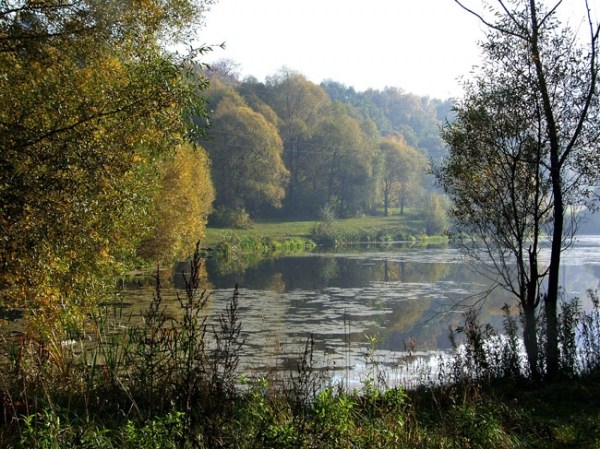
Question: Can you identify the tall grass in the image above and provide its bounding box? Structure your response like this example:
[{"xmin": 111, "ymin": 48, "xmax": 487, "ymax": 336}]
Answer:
[
  {"xmin": 1, "ymin": 251, "xmax": 600, "ymax": 447},
  {"xmin": 445, "ymin": 291, "xmax": 600, "ymax": 383}
]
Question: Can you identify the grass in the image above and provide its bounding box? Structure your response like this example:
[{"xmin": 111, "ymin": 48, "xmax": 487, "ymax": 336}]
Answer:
[
  {"xmin": 205, "ymin": 218, "xmax": 315, "ymax": 243},
  {"xmin": 5, "ymin": 246, "xmax": 600, "ymax": 448},
  {"xmin": 205, "ymin": 209, "xmax": 439, "ymax": 248},
  {"xmin": 404, "ymin": 373, "xmax": 600, "ymax": 449}
]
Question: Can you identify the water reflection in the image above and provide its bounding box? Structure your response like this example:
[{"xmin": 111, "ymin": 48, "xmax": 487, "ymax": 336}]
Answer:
[{"xmin": 121, "ymin": 237, "xmax": 600, "ymax": 386}]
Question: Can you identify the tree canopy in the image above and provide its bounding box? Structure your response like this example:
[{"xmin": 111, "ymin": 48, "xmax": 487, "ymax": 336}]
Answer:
[
  {"xmin": 204, "ymin": 88, "xmax": 289, "ymax": 215},
  {"xmin": 0, "ymin": 1, "xmax": 215, "ymax": 320},
  {"xmin": 202, "ymin": 68, "xmax": 442, "ymax": 221},
  {"xmin": 437, "ymin": 0, "xmax": 600, "ymax": 379}
]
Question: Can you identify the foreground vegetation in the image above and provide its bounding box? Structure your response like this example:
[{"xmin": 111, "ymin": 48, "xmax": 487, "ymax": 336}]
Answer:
[{"xmin": 2, "ymin": 249, "xmax": 599, "ymax": 448}]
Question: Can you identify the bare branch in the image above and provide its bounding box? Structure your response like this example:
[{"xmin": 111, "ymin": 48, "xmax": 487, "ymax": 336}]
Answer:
[
  {"xmin": 453, "ymin": 0, "xmax": 528, "ymax": 39},
  {"xmin": 562, "ymin": 0, "xmax": 600, "ymax": 165}
]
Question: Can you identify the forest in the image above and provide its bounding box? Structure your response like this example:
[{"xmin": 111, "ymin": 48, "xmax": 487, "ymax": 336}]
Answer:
[
  {"xmin": 200, "ymin": 62, "xmax": 453, "ymax": 225},
  {"xmin": 0, "ymin": 0, "xmax": 452, "ymax": 320}
]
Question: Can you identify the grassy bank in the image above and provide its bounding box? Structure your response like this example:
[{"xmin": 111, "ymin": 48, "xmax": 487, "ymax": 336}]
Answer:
[
  {"xmin": 205, "ymin": 209, "xmax": 446, "ymax": 252},
  {"xmin": 4, "ymin": 317, "xmax": 600, "ymax": 448}
]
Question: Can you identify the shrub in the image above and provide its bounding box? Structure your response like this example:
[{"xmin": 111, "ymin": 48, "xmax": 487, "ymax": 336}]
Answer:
[{"xmin": 210, "ymin": 206, "xmax": 253, "ymax": 229}]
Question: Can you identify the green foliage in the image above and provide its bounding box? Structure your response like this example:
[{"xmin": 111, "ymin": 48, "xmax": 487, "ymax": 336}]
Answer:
[
  {"xmin": 422, "ymin": 193, "xmax": 448, "ymax": 236},
  {"xmin": 378, "ymin": 135, "xmax": 428, "ymax": 216},
  {"xmin": 210, "ymin": 206, "xmax": 254, "ymax": 229},
  {"xmin": 321, "ymin": 81, "xmax": 451, "ymax": 160},
  {"xmin": 122, "ymin": 412, "xmax": 185, "ymax": 449},
  {"xmin": 18, "ymin": 410, "xmax": 186, "ymax": 449},
  {"xmin": 2, "ymin": 279, "xmax": 600, "ymax": 448},
  {"xmin": 19, "ymin": 411, "xmax": 113, "ymax": 449},
  {"xmin": 310, "ymin": 204, "xmax": 339, "ymax": 246},
  {"xmin": 311, "ymin": 388, "xmax": 358, "ymax": 445},
  {"xmin": 303, "ymin": 105, "xmax": 378, "ymax": 217},
  {"xmin": 447, "ymin": 402, "xmax": 514, "ymax": 449}
]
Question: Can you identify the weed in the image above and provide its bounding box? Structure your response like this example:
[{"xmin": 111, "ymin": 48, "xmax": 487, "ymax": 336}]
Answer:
[{"xmin": 3, "ymin": 245, "xmax": 600, "ymax": 448}]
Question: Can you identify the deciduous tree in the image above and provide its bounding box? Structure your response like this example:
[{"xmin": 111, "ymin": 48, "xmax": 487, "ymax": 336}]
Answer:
[
  {"xmin": 306, "ymin": 105, "xmax": 377, "ymax": 217},
  {"xmin": 138, "ymin": 142, "xmax": 215, "ymax": 263},
  {"xmin": 265, "ymin": 70, "xmax": 330, "ymax": 215},
  {"xmin": 378, "ymin": 135, "xmax": 427, "ymax": 216},
  {"xmin": 204, "ymin": 91, "xmax": 289, "ymax": 216},
  {"xmin": 0, "ymin": 0, "xmax": 213, "ymax": 319},
  {"xmin": 439, "ymin": 0, "xmax": 600, "ymax": 378}
]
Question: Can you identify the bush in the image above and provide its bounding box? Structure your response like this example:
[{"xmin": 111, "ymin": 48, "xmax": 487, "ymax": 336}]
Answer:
[{"xmin": 210, "ymin": 206, "xmax": 253, "ymax": 229}]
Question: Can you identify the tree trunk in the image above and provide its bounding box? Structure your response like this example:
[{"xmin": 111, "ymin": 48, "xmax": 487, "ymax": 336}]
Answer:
[
  {"xmin": 545, "ymin": 187, "xmax": 563, "ymax": 379},
  {"xmin": 523, "ymin": 303, "xmax": 540, "ymax": 381},
  {"xmin": 529, "ymin": 0, "xmax": 562, "ymax": 380},
  {"xmin": 384, "ymin": 188, "xmax": 389, "ymax": 216}
]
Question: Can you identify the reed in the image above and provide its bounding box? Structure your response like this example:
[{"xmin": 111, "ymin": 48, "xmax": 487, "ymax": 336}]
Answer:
[{"xmin": 2, "ymin": 261, "xmax": 600, "ymax": 447}]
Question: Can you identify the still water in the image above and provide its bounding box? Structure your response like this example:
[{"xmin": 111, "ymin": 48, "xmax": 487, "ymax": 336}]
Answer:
[{"xmin": 121, "ymin": 236, "xmax": 600, "ymax": 387}]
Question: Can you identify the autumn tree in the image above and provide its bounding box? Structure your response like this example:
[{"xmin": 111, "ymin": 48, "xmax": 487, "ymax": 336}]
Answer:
[
  {"xmin": 204, "ymin": 89, "xmax": 289, "ymax": 219},
  {"xmin": 378, "ymin": 135, "xmax": 428, "ymax": 216},
  {"xmin": 138, "ymin": 142, "xmax": 215, "ymax": 263},
  {"xmin": 298, "ymin": 104, "xmax": 377, "ymax": 217},
  {"xmin": 0, "ymin": 1, "xmax": 213, "ymax": 319},
  {"xmin": 439, "ymin": 0, "xmax": 600, "ymax": 378},
  {"xmin": 264, "ymin": 69, "xmax": 331, "ymax": 215}
]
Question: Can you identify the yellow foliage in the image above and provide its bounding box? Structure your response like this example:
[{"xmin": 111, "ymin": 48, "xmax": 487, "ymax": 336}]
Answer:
[
  {"xmin": 0, "ymin": 0, "xmax": 211, "ymax": 331},
  {"xmin": 138, "ymin": 143, "xmax": 215, "ymax": 263}
]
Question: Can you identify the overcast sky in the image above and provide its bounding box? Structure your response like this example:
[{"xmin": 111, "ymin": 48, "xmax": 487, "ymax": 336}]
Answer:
[{"xmin": 197, "ymin": 0, "xmax": 599, "ymax": 99}]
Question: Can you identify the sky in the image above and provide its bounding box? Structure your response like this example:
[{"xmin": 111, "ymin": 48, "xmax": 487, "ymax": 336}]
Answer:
[{"xmin": 197, "ymin": 0, "xmax": 599, "ymax": 99}]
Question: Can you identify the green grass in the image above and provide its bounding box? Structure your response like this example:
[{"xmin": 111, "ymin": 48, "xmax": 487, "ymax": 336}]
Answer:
[
  {"xmin": 405, "ymin": 374, "xmax": 600, "ymax": 449},
  {"xmin": 205, "ymin": 218, "xmax": 316, "ymax": 244},
  {"xmin": 205, "ymin": 209, "xmax": 434, "ymax": 247}
]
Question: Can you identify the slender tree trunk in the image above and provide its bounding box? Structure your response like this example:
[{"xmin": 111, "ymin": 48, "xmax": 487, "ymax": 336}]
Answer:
[
  {"xmin": 384, "ymin": 188, "xmax": 389, "ymax": 216},
  {"xmin": 524, "ymin": 248, "xmax": 541, "ymax": 380},
  {"xmin": 523, "ymin": 304, "xmax": 540, "ymax": 380},
  {"xmin": 529, "ymin": 0, "xmax": 562, "ymax": 379},
  {"xmin": 546, "ymin": 183, "xmax": 563, "ymax": 379}
]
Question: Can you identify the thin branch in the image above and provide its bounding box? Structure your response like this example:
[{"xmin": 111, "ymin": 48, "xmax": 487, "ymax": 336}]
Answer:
[
  {"xmin": 562, "ymin": 0, "xmax": 600, "ymax": 166},
  {"xmin": 497, "ymin": 0, "xmax": 530, "ymax": 35},
  {"xmin": 538, "ymin": 0, "xmax": 563, "ymax": 28},
  {"xmin": 453, "ymin": 0, "xmax": 528, "ymax": 39}
]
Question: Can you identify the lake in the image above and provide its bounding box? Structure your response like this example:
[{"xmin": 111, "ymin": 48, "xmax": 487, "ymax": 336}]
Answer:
[{"xmin": 120, "ymin": 235, "xmax": 600, "ymax": 388}]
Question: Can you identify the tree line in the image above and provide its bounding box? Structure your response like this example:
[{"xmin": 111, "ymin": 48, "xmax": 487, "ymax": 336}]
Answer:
[
  {"xmin": 0, "ymin": 1, "xmax": 452, "ymax": 323},
  {"xmin": 200, "ymin": 64, "xmax": 452, "ymax": 223}
]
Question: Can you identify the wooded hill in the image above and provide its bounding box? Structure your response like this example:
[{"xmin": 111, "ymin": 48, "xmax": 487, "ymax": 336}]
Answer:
[{"xmin": 199, "ymin": 63, "xmax": 454, "ymax": 224}]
